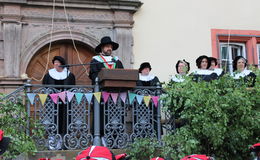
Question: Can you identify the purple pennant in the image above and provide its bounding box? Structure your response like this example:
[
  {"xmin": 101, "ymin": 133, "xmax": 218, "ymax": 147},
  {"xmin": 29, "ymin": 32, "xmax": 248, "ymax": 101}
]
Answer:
[
  {"xmin": 102, "ymin": 92, "xmax": 110, "ymax": 103},
  {"xmin": 58, "ymin": 91, "xmax": 66, "ymax": 103},
  {"xmin": 49, "ymin": 93, "xmax": 59, "ymax": 104},
  {"xmin": 111, "ymin": 93, "xmax": 118, "ymax": 104},
  {"xmin": 151, "ymin": 96, "xmax": 159, "ymax": 107},
  {"xmin": 119, "ymin": 92, "xmax": 127, "ymax": 103},
  {"xmin": 66, "ymin": 91, "xmax": 75, "ymax": 102}
]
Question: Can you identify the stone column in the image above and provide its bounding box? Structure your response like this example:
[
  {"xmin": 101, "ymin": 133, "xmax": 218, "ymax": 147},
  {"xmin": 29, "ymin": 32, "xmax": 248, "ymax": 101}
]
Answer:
[
  {"xmin": 113, "ymin": 11, "xmax": 134, "ymax": 69},
  {"xmin": 2, "ymin": 4, "xmax": 22, "ymax": 77}
]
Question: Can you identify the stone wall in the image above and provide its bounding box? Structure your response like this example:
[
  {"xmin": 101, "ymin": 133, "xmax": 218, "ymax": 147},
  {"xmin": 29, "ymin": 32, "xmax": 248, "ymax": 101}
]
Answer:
[{"xmin": 0, "ymin": 0, "xmax": 142, "ymax": 93}]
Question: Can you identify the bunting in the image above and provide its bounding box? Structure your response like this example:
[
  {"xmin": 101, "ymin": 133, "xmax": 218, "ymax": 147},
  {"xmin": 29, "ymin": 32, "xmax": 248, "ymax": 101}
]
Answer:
[
  {"xmin": 85, "ymin": 93, "xmax": 93, "ymax": 104},
  {"xmin": 128, "ymin": 93, "xmax": 136, "ymax": 104},
  {"xmin": 102, "ymin": 92, "xmax": 110, "ymax": 103},
  {"xmin": 75, "ymin": 93, "xmax": 84, "ymax": 104},
  {"xmin": 143, "ymin": 96, "xmax": 151, "ymax": 106},
  {"xmin": 136, "ymin": 95, "xmax": 144, "ymax": 105},
  {"xmin": 27, "ymin": 93, "xmax": 36, "ymax": 105},
  {"xmin": 66, "ymin": 91, "xmax": 75, "ymax": 102},
  {"xmin": 119, "ymin": 92, "xmax": 127, "ymax": 103},
  {"xmin": 25, "ymin": 91, "xmax": 160, "ymax": 108},
  {"xmin": 151, "ymin": 96, "xmax": 159, "ymax": 107},
  {"xmin": 49, "ymin": 93, "xmax": 59, "ymax": 104},
  {"xmin": 38, "ymin": 94, "xmax": 48, "ymax": 105},
  {"xmin": 93, "ymin": 92, "xmax": 101, "ymax": 103},
  {"xmin": 58, "ymin": 91, "xmax": 66, "ymax": 104},
  {"xmin": 111, "ymin": 93, "xmax": 118, "ymax": 104}
]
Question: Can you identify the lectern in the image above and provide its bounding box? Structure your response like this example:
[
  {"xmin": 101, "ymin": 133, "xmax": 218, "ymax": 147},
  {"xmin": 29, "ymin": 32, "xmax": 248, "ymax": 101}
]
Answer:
[{"xmin": 98, "ymin": 68, "xmax": 139, "ymax": 88}]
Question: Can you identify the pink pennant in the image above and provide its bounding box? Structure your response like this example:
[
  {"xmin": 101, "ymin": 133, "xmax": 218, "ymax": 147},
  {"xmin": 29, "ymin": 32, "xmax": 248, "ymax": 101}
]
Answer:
[
  {"xmin": 119, "ymin": 92, "xmax": 127, "ymax": 103},
  {"xmin": 58, "ymin": 91, "xmax": 66, "ymax": 103},
  {"xmin": 111, "ymin": 93, "xmax": 119, "ymax": 104},
  {"xmin": 151, "ymin": 96, "xmax": 159, "ymax": 107},
  {"xmin": 49, "ymin": 93, "xmax": 59, "ymax": 104},
  {"xmin": 102, "ymin": 92, "xmax": 110, "ymax": 103},
  {"xmin": 66, "ymin": 91, "xmax": 75, "ymax": 102}
]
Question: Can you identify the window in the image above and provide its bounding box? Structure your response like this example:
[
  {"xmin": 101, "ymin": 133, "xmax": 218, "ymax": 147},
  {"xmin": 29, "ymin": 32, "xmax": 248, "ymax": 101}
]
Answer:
[
  {"xmin": 211, "ymin": 29, "xmax": 260, "ymax": 73},
  {"xmin": 220, "ymin": 43, "xmax": 246, "ymax": 73}
]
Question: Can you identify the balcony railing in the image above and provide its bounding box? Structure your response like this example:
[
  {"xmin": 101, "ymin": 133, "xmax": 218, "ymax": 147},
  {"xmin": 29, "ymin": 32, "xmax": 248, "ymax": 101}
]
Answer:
[{"xmin": 0, "ymin": 80, "xmax": 174, "ymax": 150}]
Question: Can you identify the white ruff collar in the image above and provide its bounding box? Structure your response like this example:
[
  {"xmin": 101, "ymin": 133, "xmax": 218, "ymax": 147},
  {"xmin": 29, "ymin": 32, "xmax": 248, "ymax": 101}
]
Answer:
[
  {"xmin": 231, "ymin": 69, "xmax": 252, "ymax": 79},
  {"xmin": 192, "ymin": 69, "xmax": 214, "ymax": 75},
  {"xmin": 213, "ymin": 68, "xmax": 223, "ymax": 76},
  {"xmin": 48, "ymin": 68, "xmax": 70, "ymax": 80},
  {"xmin": 93, "ymin": 55, "xmax": 119, "ymax": 64},
  {"xmin": 171, "ymin": 74, "xmax": 185, "ymax": 82},
  {"xmin": 139, "ymin": 73, "xmax": 155, "ymax": 81}
]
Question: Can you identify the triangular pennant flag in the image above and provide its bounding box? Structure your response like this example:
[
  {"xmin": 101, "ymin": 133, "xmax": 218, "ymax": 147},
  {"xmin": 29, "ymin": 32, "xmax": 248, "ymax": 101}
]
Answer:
[
  {"xmin": 27, "ymin": 93, "xmax": 36, "ymax": 105},
  {"xmin": 66, "ymin": 91, "xmax": 75, "ymax": 102},
  {"xmin": 136, "ymin": 95, "xmax": 144, "ymax": 105},
  {"xmin": 85, "ymin": 93, "xmax": 93, "ymax": 104},
  {"xmin": 128, "ymin": 93, "xmax": 136, "ymax": 104},
  {"xmin": 102, "ymin": 92, "xmax": 110, "ymax": 103},
  {"xmin": 93, "ymin": 92, "xmax": 101, "ymax": 103},
  {"xmin": 58, "ymin": 91, "xmax": 66, "ymax": 103},
  {"xmin": 49, "ymin": 93, "xmax": 59, "ymax": 104},
  {"xmin": 152, "ymin": 96, "xmax": 160, "ymax": 107},
  {"xmin": 38, "ymin": 94, "xmax": 48, "ymax": 105},
  {"xmin": 75, "ymin": 93, "xmax": 84, "ymax": 104},
  {"xmin": 143, "ymin": 96, "xmax": 151, "ymax": 107},
  {"xmin": 119, "ymin": 92, "xmax": 127, "ymax": 103},
  {"xmin": 111, "ymin": 93, "xmax": 119, "ymax": 104}
]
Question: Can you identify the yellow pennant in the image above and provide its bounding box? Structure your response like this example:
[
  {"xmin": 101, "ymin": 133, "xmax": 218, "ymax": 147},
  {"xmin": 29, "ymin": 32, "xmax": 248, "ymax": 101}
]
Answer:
[
  {"xmin": 143, "ymin": 96, "xmax": 151, "ymax": 107},
  {"xmin": 38, "ymin": 94, "xmax": 48, "ymax": 105},
  {"xmin": 93, "ymin": 92, "xmax": 101, "ymax": 103}
]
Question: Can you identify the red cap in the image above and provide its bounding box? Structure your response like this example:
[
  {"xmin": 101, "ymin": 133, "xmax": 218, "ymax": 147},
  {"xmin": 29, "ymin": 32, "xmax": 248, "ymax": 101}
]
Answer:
[
  {"xmin": 250, "ymin": 143, "xmax": 260, "ymax": 152},
  {"xmin": 76, "ymin": 146, "xmax": 114, "ymax": 160},
  {"xmin": 0, "ymin": 130, "xmax": 4, "ymax": 141}
]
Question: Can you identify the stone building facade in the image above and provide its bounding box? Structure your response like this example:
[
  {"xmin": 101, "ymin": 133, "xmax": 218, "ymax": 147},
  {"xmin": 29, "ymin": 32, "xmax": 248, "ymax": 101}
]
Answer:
[{"xmin": 0, "ymin": 0, "xmax": 142, "ymax": 93}]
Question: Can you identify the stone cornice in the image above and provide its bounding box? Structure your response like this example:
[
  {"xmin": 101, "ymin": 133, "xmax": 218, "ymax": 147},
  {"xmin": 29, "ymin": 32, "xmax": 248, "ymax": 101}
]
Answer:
[{"xmin": 0, "ymin": 0, "xmax": 143, "ymax": 13}]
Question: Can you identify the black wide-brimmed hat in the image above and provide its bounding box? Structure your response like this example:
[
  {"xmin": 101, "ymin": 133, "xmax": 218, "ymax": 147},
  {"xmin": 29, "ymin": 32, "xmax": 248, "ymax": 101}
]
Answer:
[
  {"xmin": 95, "ymin": 36, "xmax": 119, "ymax": 53},
  {"xmin": 139, "ymin": 62, "xmax": 152, "ymax": 73},
  {"xmin": 52, "ymin": 56, "xmax": 66, "ymax": 66}
]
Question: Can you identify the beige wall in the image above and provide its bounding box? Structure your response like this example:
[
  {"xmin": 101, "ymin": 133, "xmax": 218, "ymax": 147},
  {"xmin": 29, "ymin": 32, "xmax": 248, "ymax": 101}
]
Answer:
[{"xmin": 133, "ymin": 0, "xmax": 260, "ymax": 82}]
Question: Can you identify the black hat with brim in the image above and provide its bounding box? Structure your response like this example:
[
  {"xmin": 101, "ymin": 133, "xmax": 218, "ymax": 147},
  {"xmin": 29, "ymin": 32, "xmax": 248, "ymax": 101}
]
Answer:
[
  {"xmin": 0, "ymin": 137, "xmax": 11, "ymax": 155},
  {"xmin": 139, "ymin": 62, "xmax": 152, "ymax": 73},
  {"xmin": 95, "ymin": 36, "xmax": 119, "ymax": 53},
  {"xmin": 52, "ymin": 56, "xmax": 66, "ymax": 66}
]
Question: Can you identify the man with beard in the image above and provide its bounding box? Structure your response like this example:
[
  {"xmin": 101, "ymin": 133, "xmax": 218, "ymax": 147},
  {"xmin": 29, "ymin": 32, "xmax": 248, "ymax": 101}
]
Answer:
[{"xmin": 89, "ymin": 36, "xmax": 124, "ymax": 84}]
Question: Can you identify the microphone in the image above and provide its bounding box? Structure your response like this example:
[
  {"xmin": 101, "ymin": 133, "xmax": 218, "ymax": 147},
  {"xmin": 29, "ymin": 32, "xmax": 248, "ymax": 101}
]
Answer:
[{"xmin": 59, "ymin": 61, "xmax": 114, "ymax": 68}]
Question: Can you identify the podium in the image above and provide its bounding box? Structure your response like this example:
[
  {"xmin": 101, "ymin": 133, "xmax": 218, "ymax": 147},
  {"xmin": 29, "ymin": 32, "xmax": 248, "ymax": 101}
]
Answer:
[{"xmin": 98, "ymin": 68, "xmax": 139, "ymax": 88}]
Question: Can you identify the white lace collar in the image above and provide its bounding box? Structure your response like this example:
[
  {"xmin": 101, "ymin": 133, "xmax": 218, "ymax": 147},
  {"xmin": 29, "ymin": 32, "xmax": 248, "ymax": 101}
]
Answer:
[
  {"xmin": 192, "ymin": 69, "xmax": 214, "ymax": 75},
  {"xmin": 171, "ymin": 74, "xmax": 185, "ymax": 83},
  {"xmin": 48, "ymin": 68, "xmax": 70, "ymax": 80},
  {"xmin": 139, "ymin": 73, "xmax": 155, "ymax": 81},
  {"xmin": 213, "ymin": 68, "xmax": 223, "ymax": 76},
  {"xmin": 231, "ymin": 69, "xmax": 252, "ymax": 79},
  {"xmin": 93, "ymin": 55, "xmax": 119, "ymax": 64}
]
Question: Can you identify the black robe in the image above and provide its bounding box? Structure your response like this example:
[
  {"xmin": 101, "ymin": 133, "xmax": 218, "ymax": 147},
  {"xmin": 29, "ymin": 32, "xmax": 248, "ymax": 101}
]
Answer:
[
  {"xmin": 232, "ymin": 70, "xmax": 256, "ymax": 87},
  {"xmin": 89, "ymin": 57, "xmax": 124, "ymax": 84},
  {"xmin": 136, "ymin": 76, "xmax": 161, "ymax": 87},
  {"xmin": 42, "ymin": 72, "xmax": 75, "ymax": 86},
  {"xmin": 191, "ymin": 69, "xmax": 218, "ymax": 82}
]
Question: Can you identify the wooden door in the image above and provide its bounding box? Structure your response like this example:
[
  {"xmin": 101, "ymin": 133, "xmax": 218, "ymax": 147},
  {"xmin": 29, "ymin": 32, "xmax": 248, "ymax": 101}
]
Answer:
[{"xmin": 26, "ymin": 41, "xmax": 94, "ymax": 85}]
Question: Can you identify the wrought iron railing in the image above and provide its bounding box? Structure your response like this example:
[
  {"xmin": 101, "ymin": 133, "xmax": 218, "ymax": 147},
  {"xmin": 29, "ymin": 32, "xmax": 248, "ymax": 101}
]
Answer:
[{"xmin": 0, "ymin": 80, "xmax": 173, "ymax": 150}]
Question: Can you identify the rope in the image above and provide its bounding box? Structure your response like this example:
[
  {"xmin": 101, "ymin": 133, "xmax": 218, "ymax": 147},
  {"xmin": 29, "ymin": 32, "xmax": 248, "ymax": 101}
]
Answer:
[
  {"xmin": 62, "ymin": 0, "xmax": 89, "ymax": 76},
  {"xmin": 31, "ymin": 0, "xmax": 56, "ymax": 81}
]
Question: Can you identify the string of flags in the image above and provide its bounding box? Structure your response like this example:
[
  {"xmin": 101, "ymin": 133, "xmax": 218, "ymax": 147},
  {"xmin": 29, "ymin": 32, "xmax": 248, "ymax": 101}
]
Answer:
[{"xmin": 26, "ymin": 91, "xmax": 160, "ymax": 107}]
